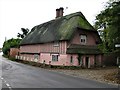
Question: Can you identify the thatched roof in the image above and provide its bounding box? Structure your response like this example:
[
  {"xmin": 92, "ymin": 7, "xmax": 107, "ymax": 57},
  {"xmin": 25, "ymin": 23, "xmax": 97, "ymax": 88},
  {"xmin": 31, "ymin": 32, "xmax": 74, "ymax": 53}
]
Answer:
[
  {"xmin": 67, "ymin": 44, "xmax": 103, "ymax": 54},
  {"xmin": 20, "ymin": 12, "xmax": 97, "ymax": 45}
]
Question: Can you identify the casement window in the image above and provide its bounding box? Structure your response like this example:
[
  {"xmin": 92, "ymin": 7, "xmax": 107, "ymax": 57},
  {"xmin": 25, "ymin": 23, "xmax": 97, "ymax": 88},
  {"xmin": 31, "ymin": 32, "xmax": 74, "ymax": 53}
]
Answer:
[
  {"xmin": 80, "ymin": 35, "xmax": 87, "ymax": 44},
  {"xmin": 52, "ymin": 55, "xmax": 58, "ymax": 61},
  {"xmin": 34, "ymin": 54, "xmax": 39, "ymax": 60},
  {"xmin": 54, "ymin": 41, "xmax": 59, "ymax": 47},
  {"xmin": 70, "ymin": 56, "xmax": 73, "ymax": 63}
]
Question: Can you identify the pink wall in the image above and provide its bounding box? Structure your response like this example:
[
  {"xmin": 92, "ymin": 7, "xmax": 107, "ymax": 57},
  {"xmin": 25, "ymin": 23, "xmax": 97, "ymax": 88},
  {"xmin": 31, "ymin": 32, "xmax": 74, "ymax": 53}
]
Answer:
[
  {"xmin": 67, "ymin": 54, "xmax": 78, "ymax": 66},
  {"xmin": 10, "ymin": 48, "xmax": 19, "ymax": 58},
  {"xmin": 20, "ymin": 41, "xmax": 67, "ymax": 54},
  {"xmin": 40, "ymin": 53, "xmax": 51, "ymax": 64},
  {"xmin": 81, "ymin": 55, "xmax": 94, "ymax": 67},
  {"xmin": 40, "ymin": 53, "xmax": 67, "ymax": 66},
  {"xmin": 19, "ymin": 53, "xmax": 78, "ymax": 66},
  {"xmin": 19, "ymin": 53, "xmax": 102, "ymax": 67},
  {"xmin": 51, "ymin": 54, "xmax": 67, "ymax": 66},
  {"xmin": 40, "ymin": 53, "xmax": 79, "ymax": 66},
  {"xmin": 70, "ymin": 30, "xmax": 97, "ymax": 45}
]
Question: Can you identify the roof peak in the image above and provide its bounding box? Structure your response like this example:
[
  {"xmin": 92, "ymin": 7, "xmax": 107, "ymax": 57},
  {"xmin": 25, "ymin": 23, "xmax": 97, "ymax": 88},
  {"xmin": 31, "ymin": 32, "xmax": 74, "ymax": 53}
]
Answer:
[
  {"xmin": 21, "ymin": 11, "xmax": 96, "ymax": 45},
  {"xmin": 34, "ymin": 11, "xmax": 85, "ymax": 28}
]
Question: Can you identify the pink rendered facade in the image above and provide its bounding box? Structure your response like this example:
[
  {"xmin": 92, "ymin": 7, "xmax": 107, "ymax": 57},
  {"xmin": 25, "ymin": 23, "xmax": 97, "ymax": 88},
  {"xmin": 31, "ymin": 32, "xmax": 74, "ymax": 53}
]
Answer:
[
  {"xmin": 70, "ymin": 30, "xmax": 97, "ymax": 45},
  {"xmin": 18, "ymin": 29, "xmax": 103, "ymax": 68},
  {"xmin": 20, "ymin": 41, "xmax": 67, "ymax": 54}
]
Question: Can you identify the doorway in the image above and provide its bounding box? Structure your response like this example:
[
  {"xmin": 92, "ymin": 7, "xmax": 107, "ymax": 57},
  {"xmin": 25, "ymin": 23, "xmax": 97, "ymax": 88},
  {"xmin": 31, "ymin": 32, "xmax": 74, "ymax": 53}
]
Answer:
[{"xmin": 85, "ymin": 57, "xmax": 89, "ymax": 68}]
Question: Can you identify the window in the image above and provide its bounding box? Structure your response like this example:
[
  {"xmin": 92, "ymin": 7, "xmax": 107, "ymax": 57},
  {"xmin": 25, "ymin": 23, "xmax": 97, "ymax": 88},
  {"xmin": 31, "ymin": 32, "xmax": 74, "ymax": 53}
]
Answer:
[
  {"xmin": 54, "ymin": 41, "xmax": 59, "ymax": 47},
  {"xmin": 34, "ymin": 54, "xmax": 39, "ymax": 59},
  {"xmin": 70, "ymin": 56, "xmax": 73, "ymax": 63},
  {"xmin": 52, "ymin": 55, "xmax": 58, "ymax": 61},
  {"xmin": 80, "ymin": 35, "xmax": 87, "ymax": 44},
  {"xmin": 34, "ymin": 54, "xmax": 39, "ymax": 62}
]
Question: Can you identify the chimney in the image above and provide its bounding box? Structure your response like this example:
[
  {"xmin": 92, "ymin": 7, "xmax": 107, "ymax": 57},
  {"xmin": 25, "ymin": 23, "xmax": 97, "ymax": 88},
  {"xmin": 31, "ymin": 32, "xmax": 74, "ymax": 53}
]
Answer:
[
  {"xmin": 56, "ymin": 7, "xmax": 64, "ymax": 18},
  {"xmin": 56, "ymin": 9, "xmax": 60, "ymax": 18},
  {"xmin": 59, "ymin": 7, "xmax": 64, "ymax": 17}
]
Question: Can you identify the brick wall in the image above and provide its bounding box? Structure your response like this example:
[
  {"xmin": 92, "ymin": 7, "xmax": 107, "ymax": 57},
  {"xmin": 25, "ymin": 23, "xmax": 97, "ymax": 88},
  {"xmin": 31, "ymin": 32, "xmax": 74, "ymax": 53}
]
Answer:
[{"xmin": 10, "ymin": 48, "xmax": 19, "ymax": 58}]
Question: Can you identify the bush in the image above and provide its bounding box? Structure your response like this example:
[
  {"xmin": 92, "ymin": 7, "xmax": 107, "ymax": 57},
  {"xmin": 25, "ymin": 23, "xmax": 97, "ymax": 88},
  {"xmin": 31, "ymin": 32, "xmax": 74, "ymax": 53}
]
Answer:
[
  {"xmin": 2, "ymin": 54, "xmax": 9, "ymax": 58},
  {"xmin": 2, "ymin": 38, "xmax": 21, "ymax": 56},
  {"xmin": 9, "ymin": 57, "xmax": 16, "ymax": 61}
]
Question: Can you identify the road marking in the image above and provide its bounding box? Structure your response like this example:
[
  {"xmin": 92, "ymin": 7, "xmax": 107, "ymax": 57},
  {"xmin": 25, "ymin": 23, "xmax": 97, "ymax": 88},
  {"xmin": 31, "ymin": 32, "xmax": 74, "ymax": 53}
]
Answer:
[
  {"xmin": 6, "ymin": 83, "xmax": 12, "ymax": 90},
  {"xmin": 0, "ymin": 76, "xmax": 12, "ymax": 90},
  {"xmin": 6, "ymin": 83, "xmax": 10, "ymax": 87}
]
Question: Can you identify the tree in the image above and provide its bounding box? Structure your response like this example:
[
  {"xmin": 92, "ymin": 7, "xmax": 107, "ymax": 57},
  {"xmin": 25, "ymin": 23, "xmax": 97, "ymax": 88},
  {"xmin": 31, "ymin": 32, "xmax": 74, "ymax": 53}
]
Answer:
[
  {"xmin": 2, "ymin": 28, "xmax": 29, "ymax": 56},
  {"xmin": 17, "ymin": 28, "xmax": 29, "ymax": 39},
  {"xmin": 94, "ymin": 0, "xmax": 120, "ymax": 52},
  {"xmin": 2, "ymin": 38, "xmax": 21, "ymax": 56}
]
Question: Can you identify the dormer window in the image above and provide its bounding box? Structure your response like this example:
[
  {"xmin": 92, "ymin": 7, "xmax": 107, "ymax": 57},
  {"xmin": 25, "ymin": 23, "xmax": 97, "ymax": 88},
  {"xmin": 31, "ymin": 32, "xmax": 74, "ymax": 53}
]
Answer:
[
  {"xmin": 80, "ymin": 35, "xmax": 87, "ymax": 44},
  {"xmin": 54, "ymin": 41, "xmax": 59, "ymax": 47}
]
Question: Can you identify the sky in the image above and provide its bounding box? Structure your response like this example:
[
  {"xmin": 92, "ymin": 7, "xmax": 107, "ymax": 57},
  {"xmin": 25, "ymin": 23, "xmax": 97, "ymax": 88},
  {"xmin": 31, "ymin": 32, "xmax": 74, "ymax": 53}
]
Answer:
[{"xmin": 0, "ymin": 0, "xmax": 109, "ymax": 47}]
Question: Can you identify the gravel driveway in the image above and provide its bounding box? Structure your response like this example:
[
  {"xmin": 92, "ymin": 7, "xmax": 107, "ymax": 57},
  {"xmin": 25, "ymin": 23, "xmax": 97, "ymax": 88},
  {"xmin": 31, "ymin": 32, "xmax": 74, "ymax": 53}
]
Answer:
[{"xmin": 48, "ymin": 67, "xmax": 119, "ymax": 85}]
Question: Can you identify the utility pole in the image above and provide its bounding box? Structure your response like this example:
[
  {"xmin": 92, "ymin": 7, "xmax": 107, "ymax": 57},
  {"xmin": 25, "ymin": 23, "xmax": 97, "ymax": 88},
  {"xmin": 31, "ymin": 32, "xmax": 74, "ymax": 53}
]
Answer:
[{"xmin": 5, "ymin": 37, "xmax": 7, "ymax": 42}]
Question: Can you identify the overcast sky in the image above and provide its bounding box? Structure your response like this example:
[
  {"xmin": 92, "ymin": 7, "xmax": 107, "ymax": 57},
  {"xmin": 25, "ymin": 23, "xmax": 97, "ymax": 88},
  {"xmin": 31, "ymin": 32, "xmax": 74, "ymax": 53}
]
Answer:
[{"xmin": 0, "ymin": 0, "xmax": 109, "ymax": 47}]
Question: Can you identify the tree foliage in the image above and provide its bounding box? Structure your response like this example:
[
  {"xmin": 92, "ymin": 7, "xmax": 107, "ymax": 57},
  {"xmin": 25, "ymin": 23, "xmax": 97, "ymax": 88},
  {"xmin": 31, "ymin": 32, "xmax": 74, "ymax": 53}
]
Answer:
[
  {"xmin": 94, "ymin": 0, "xmax": 120, "ymax": 52},
  {"xmin": 2, "ymin": 27, "xmax": 29, "ymax": 56},
  {"xmin": 17, "ymin": 28, "xmax": 29, "ymax": 39},
  {"xmin": 2, "ymin": 38, "xmax": 21, "ymax": 55}
]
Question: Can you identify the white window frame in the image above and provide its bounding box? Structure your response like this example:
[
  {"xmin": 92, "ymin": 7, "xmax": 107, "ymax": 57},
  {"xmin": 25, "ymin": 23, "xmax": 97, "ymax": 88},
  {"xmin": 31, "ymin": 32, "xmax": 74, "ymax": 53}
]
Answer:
[
  {"xmin": 52, "ymin": 55, "xmax": 58, "ymax": 61},
  {"xmin": 80, "ymin": 35, "xmax": 87, "ymax": 44}
]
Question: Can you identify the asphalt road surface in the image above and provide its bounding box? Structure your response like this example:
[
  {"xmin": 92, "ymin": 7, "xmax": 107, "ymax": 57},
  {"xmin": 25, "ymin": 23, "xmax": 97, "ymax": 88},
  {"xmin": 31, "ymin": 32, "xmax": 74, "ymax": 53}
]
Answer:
[{"xmin": 0, "ymin": 54, "xmax": 118, "ymax": 89}]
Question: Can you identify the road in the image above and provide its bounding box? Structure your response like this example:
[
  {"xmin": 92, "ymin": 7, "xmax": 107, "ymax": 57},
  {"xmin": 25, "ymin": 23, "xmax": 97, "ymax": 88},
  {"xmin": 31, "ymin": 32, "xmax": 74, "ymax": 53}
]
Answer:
[{"xmin": 0, "ymin": 54, "xmax": 118, "ymax": 89}]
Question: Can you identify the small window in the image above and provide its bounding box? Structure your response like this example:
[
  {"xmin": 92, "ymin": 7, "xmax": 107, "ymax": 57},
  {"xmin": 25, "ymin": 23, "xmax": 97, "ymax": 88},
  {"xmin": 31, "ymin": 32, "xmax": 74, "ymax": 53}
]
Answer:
[
  {"xmin": 52, "ymin": 55, "xmax": 58, "ymax": 61},
  {"xmin": 34, "ymin": 54, "xmax": 39, "ymax": 60},
  {"xmin": 54, "ymin": 41, "xmax": 59, "ymax": 47},
  {"xmin": 70, "ymin": 56, "xmax": 73, "ymax": 63},
  {"xmin": 80, "ymin": 35, "xmax": 87, "ymax": 44}
]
